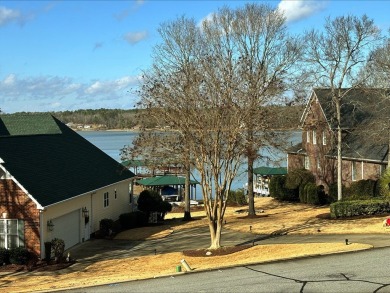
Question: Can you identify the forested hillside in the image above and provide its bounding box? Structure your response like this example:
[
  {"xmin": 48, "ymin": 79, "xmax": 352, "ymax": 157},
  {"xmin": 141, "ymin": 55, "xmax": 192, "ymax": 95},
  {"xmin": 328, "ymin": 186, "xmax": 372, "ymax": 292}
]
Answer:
[{"xmin": 45, "ymin": 105, "xmax": 303, "ymax": 130}]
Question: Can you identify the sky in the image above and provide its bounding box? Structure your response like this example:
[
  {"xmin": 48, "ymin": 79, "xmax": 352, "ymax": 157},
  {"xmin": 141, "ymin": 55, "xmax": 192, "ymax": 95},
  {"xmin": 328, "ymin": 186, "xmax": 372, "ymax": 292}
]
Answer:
[{"xmin": 0, "ymin": 0, "xmax": 389, "ymax": 114}]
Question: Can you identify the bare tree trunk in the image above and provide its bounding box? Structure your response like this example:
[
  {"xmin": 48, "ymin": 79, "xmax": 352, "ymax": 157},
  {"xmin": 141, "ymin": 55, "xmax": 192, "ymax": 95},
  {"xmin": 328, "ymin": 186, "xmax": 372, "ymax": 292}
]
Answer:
[
  {"xmin": 336, "ymin": 100, "xmax": 343, "ymax": 201},
  {"xmin": 247, "ymin": 155, "xmax": 256, "ymax": 216},
  {"xmin": 208, "ymin": 219, "xmax": 222, "ymax": 249},
  {"xmin": 183, "ymin": 163, "xmax": 192, "ymax": 221}
]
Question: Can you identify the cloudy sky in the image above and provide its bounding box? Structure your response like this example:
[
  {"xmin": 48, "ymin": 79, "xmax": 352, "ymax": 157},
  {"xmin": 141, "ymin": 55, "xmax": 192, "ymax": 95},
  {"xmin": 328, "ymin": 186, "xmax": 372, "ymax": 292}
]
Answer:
[{"xmin": 1, "ymin": 0, "xmax": 389, "ymax": 114}]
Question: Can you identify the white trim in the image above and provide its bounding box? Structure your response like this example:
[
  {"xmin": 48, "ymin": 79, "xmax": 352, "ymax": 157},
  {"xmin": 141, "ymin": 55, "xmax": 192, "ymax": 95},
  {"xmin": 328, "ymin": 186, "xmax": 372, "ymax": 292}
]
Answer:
[
  {"xmin": 361, "ymin": 162, "xmax": 364, "ymax": 180},
  {"xmin": 313, "ymin": 130, "xmax": 317, "ymax": 145}
]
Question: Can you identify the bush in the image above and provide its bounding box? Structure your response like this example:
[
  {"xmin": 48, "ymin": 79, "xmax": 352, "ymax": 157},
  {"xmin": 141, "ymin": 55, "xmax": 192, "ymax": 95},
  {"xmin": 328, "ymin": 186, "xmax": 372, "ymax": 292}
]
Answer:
[
  {"xmin": 330, "ymin": 199, "xmax": 390, "ymax": 218},
  {"xmin": 9, "ymin": 247, "xmax": 29, "ymax": 265},
  {"xmin": 99, "ymin": 218, "xmax": 114, "ymax": 236},
  {"xmin": 379, "ymin": 168, "xmax": 390, "ymax": 197},
  {"xmin": 137, "ymin": 189, "xmax": 172, "ymax": 221},
  {"xmin": 306, "ymin": 183, "xmax": 326, "ymax": 205},
  {"xmin": 119, "ymin": 211, "xmax": 149, "ymax": 229},
  {"xmin": 227, "ymin": 189, "xmax": 247, "ymax": 206},
  {"xmin": 285, "ymin": 169, "xmax": 315, "ymax": 202},
  {"xmin": 269, "ymin": 175, "xmax": 298, "ymax": 202},
  {"xmin": 0, "ymin": 248, "xmax": 10, "ymax": 265},
  {"xmin": 345, "ymin": 179, "xmax": 378, "ymax": 200},
  {"xmin": 51, "ymin": 238, "xmax": 65, "ymax": 262}
]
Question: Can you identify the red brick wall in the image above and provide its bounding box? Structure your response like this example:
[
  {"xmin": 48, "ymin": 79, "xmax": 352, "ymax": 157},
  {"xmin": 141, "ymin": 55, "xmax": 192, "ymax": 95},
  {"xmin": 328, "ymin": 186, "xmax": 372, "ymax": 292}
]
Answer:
[{"xmin": 0, "ymin": 179, "xmax": 41, "ymax": 256}]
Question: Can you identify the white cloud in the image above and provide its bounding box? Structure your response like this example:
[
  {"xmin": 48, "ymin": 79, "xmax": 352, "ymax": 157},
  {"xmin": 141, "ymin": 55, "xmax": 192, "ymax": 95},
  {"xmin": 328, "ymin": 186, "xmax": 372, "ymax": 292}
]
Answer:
[
  {"xmin": 197, "ymin": 12, "xmax": 215, "ymax": 28},
  {"xmin": 0, "ymin": 6, "xmax": 21, "ymax": 26},
  {"xmin": 123, "ymin": 31, "xmax": 148, "ymax": 45},
  {"xmin": 277, "ymin": 0, "xmax": 328, "ymax": 23},
  {"xmin": 0, "ymin": 74, "xmax": 140, "ymax": 113}
]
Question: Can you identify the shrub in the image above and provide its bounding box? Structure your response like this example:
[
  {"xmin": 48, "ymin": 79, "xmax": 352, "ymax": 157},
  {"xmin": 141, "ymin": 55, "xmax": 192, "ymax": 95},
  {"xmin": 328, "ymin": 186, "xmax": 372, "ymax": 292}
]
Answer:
[
  {"xmin": 44, "ymin": 241, "xmax": 52, "ymax": 261},
  {"xmin": 51, "ymin": 238, "xmax": 65, "ymax": 262},
  {"xmin": 99, "ymin": 218, "xmax": 114, "ymax": 236},
  {"xmin": 119, "ymin": 211, "xmax": 149, "ymax": 229},
  {"xmin": 0, "ymin": 248, "xmax": 10, "ymax": 265},
  {"xmin": 345, "ymin": 179, "xmax": 378, "ymax": 200},
  {"xmin": 137, "ymin": 190, "xmax": 163, "ymax": 214},
  {"xmin": 269, "ymin": 175, "xmax": 298, "ymax": 202},
  {"xmin": 285, "ymin": 169, "xmax": 315, "ymax": 190},
  {"xmin": 227, "ymin": 189, "xmax": 247, "ymax": 206},
  {"xmin": 379, "ymin": 168, "xmax": 390, "ymax": 197},
  {"xmin": 9, "ymin": 247, "xmax": 29, "ymax": 265},
  {"xmin": 330, "ymin": 199, "xmax": 390, "ymax": 218},
  {"xmin": 138, "ymin": 189, "xmax": 172, "ymax": 221}
]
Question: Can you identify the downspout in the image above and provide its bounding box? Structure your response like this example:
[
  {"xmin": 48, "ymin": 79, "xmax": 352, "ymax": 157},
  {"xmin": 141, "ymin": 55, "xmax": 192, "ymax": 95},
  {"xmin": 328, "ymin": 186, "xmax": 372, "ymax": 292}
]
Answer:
[{"xmin": 39, "ymin": 210, "xmax": 44, "ymax": 259}]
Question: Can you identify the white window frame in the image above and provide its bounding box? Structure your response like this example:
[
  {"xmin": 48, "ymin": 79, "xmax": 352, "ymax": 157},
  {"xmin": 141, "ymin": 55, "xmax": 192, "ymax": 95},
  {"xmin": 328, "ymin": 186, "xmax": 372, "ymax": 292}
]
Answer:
[
  {"xmin": 104, "ymin": 192, "xmax": 109, "ymax": 207},
  {"xmin": 0, "ymin": 219, "xmax": 25, "ymax": 249},
  {"xmin": 322, "ymin": 131, "xmax": 327, "ymax": 145},
  {"xmin": 306, "ymin": 130, "xmax": 310, "ymax": 143},
  {"xmin": 352, "ymin": 161, "xmax": 357, "ymax": 181},
  {"xmin": 312, "ymin": 130, "xmax": 317, "ymax": 145},
  {"xmin": 304, "ymin": 156, "xmax": 310, "ymax": 169}
]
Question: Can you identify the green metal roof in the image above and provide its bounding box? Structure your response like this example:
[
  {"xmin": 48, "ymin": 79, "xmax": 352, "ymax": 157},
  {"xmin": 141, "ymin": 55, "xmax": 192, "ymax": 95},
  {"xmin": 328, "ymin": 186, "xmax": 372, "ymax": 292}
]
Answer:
[
  {"xmin": 253, "ymin": 166, "xmax": 287, "ymax": 176},
  {"xmin": 0, "ymin": 113, "xmax": 135, "ymax": 207},
  {"xmin": 136, "ymin": 175, "xmax": 198, "ymax": 186},
  {"xmin": 122, "ymin": 159, "xmax": 146, "ymax": 167},
  {"xmin": 0, "ymin": 113, "xmax": 62, "ymax": 136}
]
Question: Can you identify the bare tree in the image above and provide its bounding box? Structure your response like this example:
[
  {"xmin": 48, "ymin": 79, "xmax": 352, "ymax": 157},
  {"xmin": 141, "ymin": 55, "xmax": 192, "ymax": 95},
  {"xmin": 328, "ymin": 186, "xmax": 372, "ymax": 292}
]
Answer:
[
  {"xmin": 139, "ymin": 10, "xmax": 248, "ymax": 249},
  {"xmin": 231, "ymin": 3, "xmax": 303, "ymax": 215},
  {"xmin": 304, "ymin": 15, "xmax": 381, "ymax": 200}
]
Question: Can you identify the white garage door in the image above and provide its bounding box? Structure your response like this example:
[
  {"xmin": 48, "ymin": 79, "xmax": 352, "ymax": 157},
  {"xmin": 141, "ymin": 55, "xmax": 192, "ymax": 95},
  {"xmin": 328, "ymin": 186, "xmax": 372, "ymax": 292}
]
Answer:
[{"xmin": 52, "ymin": 209, "xmax": 80, "ymax": 250}]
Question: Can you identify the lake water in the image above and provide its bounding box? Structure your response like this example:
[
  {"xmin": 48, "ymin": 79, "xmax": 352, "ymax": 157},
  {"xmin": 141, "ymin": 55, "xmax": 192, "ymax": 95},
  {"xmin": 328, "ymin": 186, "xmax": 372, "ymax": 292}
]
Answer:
[{"xmin": 79, "ymin": 130, "xmax": 301, "ymax": 197}]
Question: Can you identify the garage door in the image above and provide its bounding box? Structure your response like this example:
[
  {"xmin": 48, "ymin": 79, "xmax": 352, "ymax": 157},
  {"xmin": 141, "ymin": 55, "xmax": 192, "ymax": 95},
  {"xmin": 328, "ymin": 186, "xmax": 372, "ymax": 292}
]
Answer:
[{"xmin": 52, "ymin": 209, "xmax": 80, "ymax": 250}]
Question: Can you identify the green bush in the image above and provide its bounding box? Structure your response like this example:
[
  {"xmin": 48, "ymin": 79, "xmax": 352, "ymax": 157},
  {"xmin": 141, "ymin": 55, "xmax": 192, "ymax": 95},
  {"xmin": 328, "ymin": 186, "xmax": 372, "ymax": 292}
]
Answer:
[
  {"xmin": 51, "ymin": 238, "xmax": 65, "ymax": 262},
  {"xmin": 9, "ymin": 247, "xmax": 29, "ymax": 265},
  {"xmin": 330, "ymin": 199, "xmax": 390, "ymax": 218},
  {"xmin": 227, "ymin": 189, "xmax": 247, "ymax": 206},
  {"xmin": 345, "ymin": 179, "xmax": 378, "ymax": 200},
  {"xmin": 119, "ymin": 211, "xmax": 149, "ymax": 229},
  {"xmin": 0, "ymin": 248, "xmax": 10, "ymax": 265},
  {"xmin": 269, "ymin": 175, "xmax": 298, "ymax": 202},
  {"xmin": 304, "ymin": 183, "xmax": 317, "ymax": 204},
  {"xmin": 137, "ymin": 189, "xmax": 172, "ymax": 221},
  {"xmin": 99, "ymin": 218, "xmax": 114, "ymax": 236},
  {"xmin": 379, "ymin": 167, "xmax": 390, "ymax": 197}
]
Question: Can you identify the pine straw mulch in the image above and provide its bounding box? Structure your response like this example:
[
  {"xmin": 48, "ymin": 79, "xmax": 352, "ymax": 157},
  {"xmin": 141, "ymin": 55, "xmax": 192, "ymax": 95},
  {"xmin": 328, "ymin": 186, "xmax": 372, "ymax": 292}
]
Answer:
[
  {"xmin": 0, "ymin": 259, "xmax": 76, "ymax": 273},
  {"xmin": 183, "ymin": 244, "xmax": 252, "ymax": 257}
]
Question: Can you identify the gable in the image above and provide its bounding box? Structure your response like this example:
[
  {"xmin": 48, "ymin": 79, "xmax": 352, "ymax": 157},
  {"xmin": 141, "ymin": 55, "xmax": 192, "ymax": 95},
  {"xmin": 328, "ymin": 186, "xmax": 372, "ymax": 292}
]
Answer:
[{"xmin": 0, "ymin": 113, "xmax": 135, "ymax": 207}]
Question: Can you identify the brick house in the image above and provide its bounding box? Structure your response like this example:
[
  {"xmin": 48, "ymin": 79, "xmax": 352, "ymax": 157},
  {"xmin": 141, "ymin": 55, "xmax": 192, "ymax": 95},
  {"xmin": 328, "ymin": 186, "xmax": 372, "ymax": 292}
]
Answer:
[
  {"xmin": 287, "ymin": 88, "xmax": 389, "ymax": 190},
  {"xmin": 0, "ymin": 113, "xmax": 135, "ymax": 258}
]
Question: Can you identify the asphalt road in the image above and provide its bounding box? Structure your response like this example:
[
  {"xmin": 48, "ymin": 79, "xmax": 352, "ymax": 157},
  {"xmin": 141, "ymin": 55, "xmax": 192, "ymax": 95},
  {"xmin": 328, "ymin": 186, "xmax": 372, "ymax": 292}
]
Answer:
[{"xmin": 60, "ymin": 246, "xmax": 390, "ymax": 293}]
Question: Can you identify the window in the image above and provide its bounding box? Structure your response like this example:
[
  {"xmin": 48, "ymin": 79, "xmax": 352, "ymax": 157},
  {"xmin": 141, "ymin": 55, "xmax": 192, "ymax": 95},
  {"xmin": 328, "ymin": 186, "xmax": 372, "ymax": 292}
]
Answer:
[
  {"xmin": 312, "ymin": 130, "xmax": 317, "ymax": 145},
  {"xmin": 306, "ymin": 130, "xmax": 310, "ymax": 143},
  {"xmin": 104, "ymin": 192, "xmax": 109, "ymax": 207},
  {"xmin": 114, "ymin": 189, "xmax": 117, "ymax": 199},
  {"xmin": 0, "ymin": 219, "xmax": 24, "ymax": 249},
  {"xmin": 352, "ymin": 161, "xmax": 357, "ymax": 181},
  {"xmin": 322, "ymin": 131, "xmax": 327, "ymax": 145},
  {"xmin": 304, "ymin": 156, "xmax": 310, "ymax": 169}
]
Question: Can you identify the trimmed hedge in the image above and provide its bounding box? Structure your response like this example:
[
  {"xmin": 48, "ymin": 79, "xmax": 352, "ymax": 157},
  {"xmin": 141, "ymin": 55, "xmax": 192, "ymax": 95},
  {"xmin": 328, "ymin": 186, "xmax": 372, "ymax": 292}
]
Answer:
[
  {"xmin": 269, "ymin": 175, "xmax": 298, "ymax": 202},
  {"xmin": 344, "ymin": 179, "xmax": 379, "ymax": 200},
  {"xmin": 330, "ymin": 199, "xmax": 390, "ymax": 218},
  {"xmin": 119, "ymin": 211, "xmax": 149, "ymax": 229}
]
